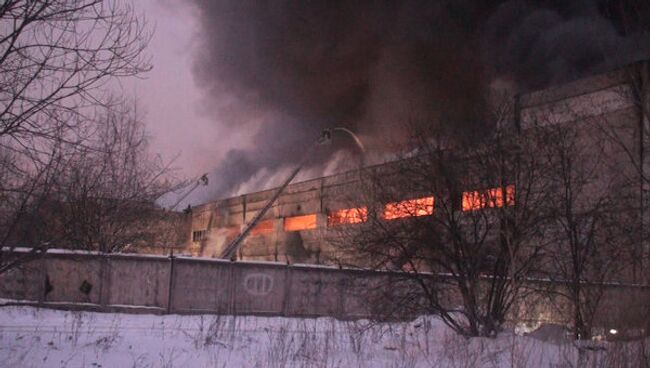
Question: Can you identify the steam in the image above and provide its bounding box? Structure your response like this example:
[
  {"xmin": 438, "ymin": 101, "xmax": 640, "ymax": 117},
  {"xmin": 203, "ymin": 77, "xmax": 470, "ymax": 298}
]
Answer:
[
  {"xmin": 233, "ymin": 149, "xmax": 356, "ymax": 196},
  {"xmin": 184, "ymin": 0, "xmax": 650, "ymax": 205}
]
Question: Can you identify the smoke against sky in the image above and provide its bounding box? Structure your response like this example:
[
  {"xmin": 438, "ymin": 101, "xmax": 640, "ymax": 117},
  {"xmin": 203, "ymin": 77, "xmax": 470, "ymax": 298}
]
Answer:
[
  {"xmin": 482, "ymin": 1, "xmax": 650, "ymax": 90},
  {"xmin": 146, "ymin": 0, "xmax": 650, "ymax": 206}
]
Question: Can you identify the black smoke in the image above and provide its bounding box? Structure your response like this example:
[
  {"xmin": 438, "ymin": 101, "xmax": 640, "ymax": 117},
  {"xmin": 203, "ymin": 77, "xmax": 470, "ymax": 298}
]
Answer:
[
  {"xmin": 482, "ymin": 1, "xmax": 650, "ymax": 90},
  {"xmin": 188, "ymin": 0, "xmax": 650, "ymax": 201}
]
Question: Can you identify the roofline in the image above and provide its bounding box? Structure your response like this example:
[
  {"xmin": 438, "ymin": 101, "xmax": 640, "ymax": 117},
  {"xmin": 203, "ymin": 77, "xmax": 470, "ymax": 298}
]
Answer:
[{"xmin": 194, "ymin": 60, "xmax": 649, "ymax": 210}]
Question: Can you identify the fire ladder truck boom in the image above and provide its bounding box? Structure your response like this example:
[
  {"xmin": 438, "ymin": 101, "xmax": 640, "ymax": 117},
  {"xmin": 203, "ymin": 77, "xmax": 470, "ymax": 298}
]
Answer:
[
  {"xmin": 219, "ymin": 138, "xmax": 323, "ymax": 259},
  {"xmin": 220, "ymin": 128, "xmax": 364, "ymax": 260}
]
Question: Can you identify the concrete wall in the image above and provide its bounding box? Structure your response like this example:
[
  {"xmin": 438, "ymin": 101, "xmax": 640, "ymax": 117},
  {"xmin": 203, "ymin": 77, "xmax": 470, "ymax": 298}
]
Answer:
[
  {"xmin": 2, "ymin": 250, "xmax": 649, "ymax": 332},
  {"xmin": 107, "ymin": 256, "xmax": 169, "ymax": 308},
  {"xmin": 0, "ymin": 251, "xmax": 399, "ymax": 319}
]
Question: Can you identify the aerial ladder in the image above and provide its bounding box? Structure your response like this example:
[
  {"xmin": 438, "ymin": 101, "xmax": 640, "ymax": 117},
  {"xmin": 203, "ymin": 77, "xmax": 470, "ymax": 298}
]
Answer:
[{"xmin": 220, "ymin": 128, "xmax": 364, "ymax": 260}]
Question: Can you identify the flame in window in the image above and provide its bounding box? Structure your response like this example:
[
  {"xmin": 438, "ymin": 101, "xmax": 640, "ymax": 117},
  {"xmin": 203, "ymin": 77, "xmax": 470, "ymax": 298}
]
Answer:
[
  {"xmin": 250, "ymin": 219, "xmax": 274, "ymax": 236},
  {"xmin": 328, "ymin": 207, "xmax": 368, "ymax": 226},
  {"xmin": 384, "ymin": 196, "xmax": 434, "ymax": 220},
  {"xmin": 462, "ymin": 185, "xmax": 515, "ymax": 211},
  {"xmin": 283, "ymin": 214, "xmax": 317, "ymax": 231}
]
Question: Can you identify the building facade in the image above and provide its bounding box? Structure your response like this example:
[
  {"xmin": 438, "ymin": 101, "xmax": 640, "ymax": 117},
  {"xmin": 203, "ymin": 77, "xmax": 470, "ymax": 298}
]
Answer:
[{"xmin": 184, "ymin": 62, "xmax": 650, "ymax": 278}]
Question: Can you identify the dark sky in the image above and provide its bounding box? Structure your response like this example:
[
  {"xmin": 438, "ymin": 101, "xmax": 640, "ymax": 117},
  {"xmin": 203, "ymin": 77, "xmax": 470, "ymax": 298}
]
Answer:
[{"xmin": 174, "ymin": 0, "xmax": 650, "ymax": 203}]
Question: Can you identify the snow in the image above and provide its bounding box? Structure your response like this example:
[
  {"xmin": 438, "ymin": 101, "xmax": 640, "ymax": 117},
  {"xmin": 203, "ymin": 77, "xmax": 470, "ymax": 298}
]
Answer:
[
  {"xmin": 0, "ymin": 305, "xmax": 647, "ymax": 367},
  {"xmin": 2, "ymin": 247, "xmax": 102, "ymax": 256}
]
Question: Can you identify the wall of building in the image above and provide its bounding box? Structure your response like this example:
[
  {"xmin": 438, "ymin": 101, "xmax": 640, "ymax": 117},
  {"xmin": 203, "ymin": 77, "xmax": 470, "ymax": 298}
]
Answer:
[
  {"xmin": 187, "ymin": 169, "xmax": 364, "ymax": 264},
  {"xmin": 185, "ymin": 67, "xmax": 646, "ymax": 269}
]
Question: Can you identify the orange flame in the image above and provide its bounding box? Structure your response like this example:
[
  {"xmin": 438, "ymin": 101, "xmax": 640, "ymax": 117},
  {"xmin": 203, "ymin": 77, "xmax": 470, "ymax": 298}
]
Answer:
[
  {"xmin": 328, "ymin": 207, "xmax": 368, "ymax": 226},
  {"xmin": 384, "ymin": 196, "xmax": 435, "ymax": 220},
  {"xmin": 462, "ymin": 185, "xmax": 515, "ymax": 211},
  {"xmin": 250, "ymin": 219, "xmax": 274, "ymax": 235},
  {"xmin": 283, "ymin": 214, "xmax": 317, "ymax": 231}
]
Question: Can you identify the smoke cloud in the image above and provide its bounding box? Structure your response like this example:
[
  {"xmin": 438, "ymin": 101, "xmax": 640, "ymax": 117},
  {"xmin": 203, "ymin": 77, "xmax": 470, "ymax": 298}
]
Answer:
[{"xmin": 186, "ymin": 0, "xmax": 650, "ymax": 204}]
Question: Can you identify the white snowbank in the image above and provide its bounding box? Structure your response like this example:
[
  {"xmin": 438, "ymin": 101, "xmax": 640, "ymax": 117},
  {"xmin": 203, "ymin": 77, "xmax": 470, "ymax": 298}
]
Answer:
[{"xmin": 0, "ymin": 305, "xmax": 647, "ymax": 367}]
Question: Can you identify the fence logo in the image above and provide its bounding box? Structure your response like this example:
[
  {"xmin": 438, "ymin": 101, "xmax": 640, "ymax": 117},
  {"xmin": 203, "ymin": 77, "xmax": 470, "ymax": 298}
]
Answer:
[{"xmin": 243, "ymin": 273, "xmax": 273, "ymax": 296}]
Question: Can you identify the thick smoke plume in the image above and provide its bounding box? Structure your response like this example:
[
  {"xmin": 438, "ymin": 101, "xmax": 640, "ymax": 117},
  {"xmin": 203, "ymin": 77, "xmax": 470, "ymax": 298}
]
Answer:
[{"xmin": 187, "ymin": 0, "xmax": 650, "ymax": 203}]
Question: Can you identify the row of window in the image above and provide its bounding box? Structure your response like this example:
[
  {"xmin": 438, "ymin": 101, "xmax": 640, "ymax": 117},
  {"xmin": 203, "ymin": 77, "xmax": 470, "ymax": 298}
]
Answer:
[
  {"xmin": 258, "ymin": 185, "xmax": 516, "ymax": 232},
  {"xmin": 192, "ymin": 185, "xmax": 515, "ymax": 241}
]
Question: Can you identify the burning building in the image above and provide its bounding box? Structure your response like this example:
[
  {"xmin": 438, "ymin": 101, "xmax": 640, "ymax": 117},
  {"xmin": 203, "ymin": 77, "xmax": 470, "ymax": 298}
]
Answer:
[{"xmin": 182, "ymin": 62, "xmax": 650, "ymax": 279}]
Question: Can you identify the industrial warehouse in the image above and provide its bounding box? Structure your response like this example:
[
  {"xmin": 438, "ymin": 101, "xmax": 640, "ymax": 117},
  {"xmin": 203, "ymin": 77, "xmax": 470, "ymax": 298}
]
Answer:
[{"xmin": 184, "ymin": 62, "xmax": 650, "ymax": 279}]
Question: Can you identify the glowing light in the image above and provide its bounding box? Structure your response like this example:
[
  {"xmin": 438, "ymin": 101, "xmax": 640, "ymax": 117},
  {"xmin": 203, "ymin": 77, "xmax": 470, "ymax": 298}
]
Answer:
[
  {"xmin": 328, "ymin": 207, "xmax": 368, "ymax": 226},
  {"xmin": 250, "ymin": 219, "xmax": 274, "ymax": 236},
  {"xmin": 462, "ymin": 185, "xmax": 515, "ymax": 211},
  {"xmin": 384, "ymin": 197, "xmax": 434, "ymax": 220},
  {"xmin": 283, "ymin": 214, "xmax": 317, "ymax": 231},
  {"xmin": 609, "ymin": 329, "xmax": 618, "ymax": 335}
]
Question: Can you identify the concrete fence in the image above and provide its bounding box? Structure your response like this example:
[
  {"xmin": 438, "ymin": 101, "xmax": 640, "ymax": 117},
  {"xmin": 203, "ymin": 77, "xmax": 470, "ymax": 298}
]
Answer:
[
  {"xmin": 0, "ymin": 251, "xmax": 388, "ymax": 319},
  {"xmin": 1, "ymin": 250, "xmax": 649, "ymax": 332}
]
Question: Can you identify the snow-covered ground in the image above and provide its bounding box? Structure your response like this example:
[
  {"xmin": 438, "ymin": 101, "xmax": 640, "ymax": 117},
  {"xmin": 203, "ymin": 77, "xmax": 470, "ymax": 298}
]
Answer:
[{"xmin": 0, "ymin": 305, "xmax": 647, "ymax": 367}]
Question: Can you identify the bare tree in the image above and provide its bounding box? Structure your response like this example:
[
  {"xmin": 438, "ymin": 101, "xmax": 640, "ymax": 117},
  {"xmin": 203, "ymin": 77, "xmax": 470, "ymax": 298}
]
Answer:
[
  {"xmin": 48, "ymin": 101, "xmax": 182, "ymax": 253},
  {"xmin": 532, "ymin": 110, "xmax": 637, "ymax": 340},
  {"xmin": 332, "ymin": 84, "xmax": 639, "ymax": 338},
  {"xmin": 590, "ymin": 62, "xmax": 650, "ymax": 284},
  {"xmin": 0, "ymin": 0, "xmax": 151, "ymax": 272},
  {"xmin": 590, "ymin": 0, "xmax": 650, "ymax": 281},
  {"xmin": 0, "ymin": 0, "xmax": 151, "ymax": 145},
  {"xmin": 0, "ymin": 137, "xmax": 69, "ymax": 273},
  {"xmin": 331, "ymin": 106, "xmax": 552, "ymax": 337}
]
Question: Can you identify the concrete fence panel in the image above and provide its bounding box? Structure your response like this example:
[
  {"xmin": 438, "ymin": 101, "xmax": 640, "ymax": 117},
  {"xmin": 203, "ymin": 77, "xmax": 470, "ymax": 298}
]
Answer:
[
  {"xmin": 171, "ymin": 258, "xmax": 233, "ymax": 313},
  {"xmin": 232, "ymin": 262, "xmax": 287, "ymax": 315},
  {"xmin": 286, "ymin": 266, "xmax": 343, "ymax": 317},
  {"xmin": 0, "ymin": 257, "xmax": 43, "ymax": 301},
  {"xmin": 106, "ymin": 255, "xmax": 169, "ymax": 309},
  {"xmin": 43, "ymin": 254, "xmax": 102, "ymax": 304}
]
